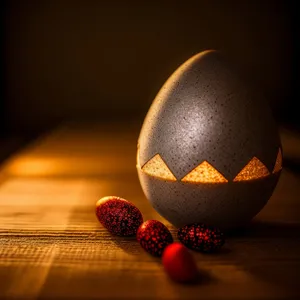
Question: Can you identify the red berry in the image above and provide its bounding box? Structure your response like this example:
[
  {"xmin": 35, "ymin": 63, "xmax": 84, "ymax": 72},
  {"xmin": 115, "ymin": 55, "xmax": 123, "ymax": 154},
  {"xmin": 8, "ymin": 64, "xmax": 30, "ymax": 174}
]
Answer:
[
  {"xmin": 178, "ymin": 223, "xmax": 225, "ymax": 253},
  {"xmin": 95, "ymin": 196, "xmax": 143, "ymax": 236},
  {"xmin": 162, "ymin": 242, "xmax": 198, "ymax": 283},
  {"xmin": 137, "ymin": 220, "xmax": 173, "ymax": 256}
]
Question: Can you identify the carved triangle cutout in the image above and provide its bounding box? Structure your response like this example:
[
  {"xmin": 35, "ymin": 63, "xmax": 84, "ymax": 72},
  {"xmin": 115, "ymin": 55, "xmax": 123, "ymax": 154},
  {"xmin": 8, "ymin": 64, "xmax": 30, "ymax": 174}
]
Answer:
[
  {"xmin": 142, "ymin": 154, "xmax": 176, "ymax": 181},
  {"xmin": 272, "ymin": 148, "xmax": 283, "ymax": 173},
  {"xmin": 233, "ymin": 157, "xmax": 270, "ymax": 182},
  {"xmin": 181, "ymin": 161, "xmax": 228, "ymax": 183}
]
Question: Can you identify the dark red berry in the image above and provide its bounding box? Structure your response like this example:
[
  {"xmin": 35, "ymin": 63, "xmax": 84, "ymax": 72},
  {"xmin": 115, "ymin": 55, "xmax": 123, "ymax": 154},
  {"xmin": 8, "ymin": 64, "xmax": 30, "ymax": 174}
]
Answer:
[
  {"xmin": 178, "ymin": 223, "xmax": 225, "ymax": 253},
  {"xmin": 95, "ymin": 196, "xmax": 143, "ymax": 236},
  {"xmin": 162, "ymin": 242, "xmax": 198, "ymax": 283},
  {"xmin": 137, "ymin": 220, "xmax": 173, "ymax": 256}
]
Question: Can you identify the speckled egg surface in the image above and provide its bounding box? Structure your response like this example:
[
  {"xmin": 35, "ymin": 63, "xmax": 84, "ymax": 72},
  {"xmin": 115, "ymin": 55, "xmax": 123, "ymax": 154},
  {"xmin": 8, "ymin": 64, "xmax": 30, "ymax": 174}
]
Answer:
[{"xmin": 137, "ymin": 50, "xmax": 282, "ymax": 229}]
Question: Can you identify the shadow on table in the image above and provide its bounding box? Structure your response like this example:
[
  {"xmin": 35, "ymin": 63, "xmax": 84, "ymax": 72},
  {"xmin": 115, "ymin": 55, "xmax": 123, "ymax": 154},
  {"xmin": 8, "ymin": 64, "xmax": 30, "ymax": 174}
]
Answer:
[
  {"xmin": 111, "ymin": 236, "xmax": 216, "ymax": 285},
  {"xmin": 225, "ymin": 220, "xmax": 300, "ymax": 296},
  {"xmin": 283, "ymin": 157, "xmax": 300, "ymax": 174},
  {"xmin": 226, "ymin": 220, "xmax": 300, "ymax": 238},
  {"xmin": 109, "ymin": 235, "xmax": 142, "ymax": 255}
]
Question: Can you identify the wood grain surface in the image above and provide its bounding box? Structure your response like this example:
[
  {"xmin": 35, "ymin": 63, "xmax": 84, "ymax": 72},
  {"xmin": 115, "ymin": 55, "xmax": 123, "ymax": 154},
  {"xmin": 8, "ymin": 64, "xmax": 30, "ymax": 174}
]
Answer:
[{"xmin": 0, "ymin": 122, "xmax": 299, "ymax": 299}]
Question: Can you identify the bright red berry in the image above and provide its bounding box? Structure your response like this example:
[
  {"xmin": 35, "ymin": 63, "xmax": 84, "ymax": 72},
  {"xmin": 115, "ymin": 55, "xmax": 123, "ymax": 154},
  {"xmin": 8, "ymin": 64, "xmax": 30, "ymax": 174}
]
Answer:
[
  {"xmin": 95, "ymin": 196, "xmax": 143, "ymax": 236},
  {"xmin": 162, "ymin": 242, "xmax": 198, "ymax": 283},
  {"xmin": 178, "ymin": 223, "xmax": 225, "ymax": 253},
  {"xmin": 137, "ymin": 220, "xmax": 173, "ymax": 256}
]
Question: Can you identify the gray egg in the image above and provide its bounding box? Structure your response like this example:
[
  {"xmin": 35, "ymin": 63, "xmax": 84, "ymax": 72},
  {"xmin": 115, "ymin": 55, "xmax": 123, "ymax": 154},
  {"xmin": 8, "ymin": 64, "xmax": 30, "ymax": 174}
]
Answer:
[{"xmin": 137, "ymin": 50, "xmax": 282, "ymax": 230}]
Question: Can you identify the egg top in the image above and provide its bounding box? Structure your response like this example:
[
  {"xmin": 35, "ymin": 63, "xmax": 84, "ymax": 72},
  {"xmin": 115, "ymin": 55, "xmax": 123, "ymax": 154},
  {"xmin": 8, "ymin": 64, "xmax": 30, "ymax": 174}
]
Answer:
[{"xmin": 138, "ymin": 50, "xmax": 281, "ymax": 182}]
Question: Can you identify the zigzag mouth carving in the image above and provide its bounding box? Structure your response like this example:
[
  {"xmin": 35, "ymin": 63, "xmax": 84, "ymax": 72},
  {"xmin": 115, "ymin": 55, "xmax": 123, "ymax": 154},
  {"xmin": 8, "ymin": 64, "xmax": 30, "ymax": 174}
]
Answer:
[{"xmin": 138, "ymin": 148, "xmax": 282, "ymax": 183}]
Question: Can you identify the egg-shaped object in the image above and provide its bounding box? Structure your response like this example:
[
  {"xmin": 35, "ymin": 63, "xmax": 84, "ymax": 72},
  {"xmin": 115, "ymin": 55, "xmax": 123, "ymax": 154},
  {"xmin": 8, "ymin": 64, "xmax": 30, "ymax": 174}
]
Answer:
[
  {"xmin": 95, "ymin": 196, "xmax": 143, "ymax": 236},
  {"xmin": 137, "ymin": 50, "xmax": 282, "ymax": 230}
]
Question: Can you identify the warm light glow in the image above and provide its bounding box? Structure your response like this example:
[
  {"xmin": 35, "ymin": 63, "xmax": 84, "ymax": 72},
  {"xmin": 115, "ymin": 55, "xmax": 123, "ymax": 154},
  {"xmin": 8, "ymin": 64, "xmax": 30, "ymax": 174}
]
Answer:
[
  {"xmin": 273, "ymin": 148, "xmax": 282, "ymax": 173},
  {"xmin": 233, "ymin": 157, "xmax": 270, "ymax": 182},
  {"xmin": 2, "ymin": 154, "xmax": 126, "ymax": 177},
  {"xmin": 5, "ymin": 158, "xmax": 60, "ymax": 177},
  {"xmin": 181, "ymin": 161, "xmax": 228, "ymax": 183},
  {"xmin": 141, "ymin": 154, "xmax": 176, "ymax": 181},
  {"xmin": 136, "ymin": 144, "xmax": 140, "ymax": 168}
]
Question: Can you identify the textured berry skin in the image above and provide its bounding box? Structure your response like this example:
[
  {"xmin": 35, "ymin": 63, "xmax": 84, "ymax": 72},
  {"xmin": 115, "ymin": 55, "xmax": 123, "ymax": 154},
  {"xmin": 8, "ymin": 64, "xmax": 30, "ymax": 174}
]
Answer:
[
  {"xmin": 162, "ymin": 242, "xmax": 198, "ymax": 283},
  {"xmin": 95, "ymin": 196, "xmax": 143, "ymax": 236},
  {"xmin": 178, "ymin": 223, "xmax": 225, "ymax": 253},
  {"xmin": 137, "ymin": 220, "xmax": 173, "ymax": 256}
]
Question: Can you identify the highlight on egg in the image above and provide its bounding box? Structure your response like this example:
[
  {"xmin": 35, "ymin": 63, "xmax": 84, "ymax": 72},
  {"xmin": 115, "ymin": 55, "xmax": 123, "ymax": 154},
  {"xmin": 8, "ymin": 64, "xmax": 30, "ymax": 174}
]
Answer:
[{"xmin": 137, "ymin": 50, "xmax": 282, "ymax": 229}]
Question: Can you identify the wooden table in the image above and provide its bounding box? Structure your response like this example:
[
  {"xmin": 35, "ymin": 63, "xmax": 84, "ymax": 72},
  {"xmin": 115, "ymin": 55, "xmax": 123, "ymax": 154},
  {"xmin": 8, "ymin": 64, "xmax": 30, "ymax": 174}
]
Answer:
[{"xmin": 0, "ymin": 123, "xmax": 299, "ymax": 299}]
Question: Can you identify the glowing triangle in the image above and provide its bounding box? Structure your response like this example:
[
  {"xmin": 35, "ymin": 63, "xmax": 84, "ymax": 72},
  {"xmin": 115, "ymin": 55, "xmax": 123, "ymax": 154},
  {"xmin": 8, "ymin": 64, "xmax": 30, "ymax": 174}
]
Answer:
[
  {"xmin": 272, "ymin": 148, "xmax": 283, "ymax": 173},
  {"xmin": 233, "ymin": 157, "xmax": 270, "ymax": 182},
  {"xmin": 142, "ymin": 154, "xmax": 176, "ymax": 181},
  {"xmin": 181, "ymin": 161, "xmax": 228, "ymax": 183},
  {"xmin": 136, "ymin": 144, "xmax": 140, "ymax": 168}
]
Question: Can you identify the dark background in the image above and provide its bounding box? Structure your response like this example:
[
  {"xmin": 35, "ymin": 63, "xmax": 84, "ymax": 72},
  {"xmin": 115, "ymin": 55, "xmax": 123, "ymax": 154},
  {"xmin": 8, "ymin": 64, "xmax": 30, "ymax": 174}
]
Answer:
[{"xmin": 1, "ymin": 0, "xmax": 299, "ymax": 140}]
